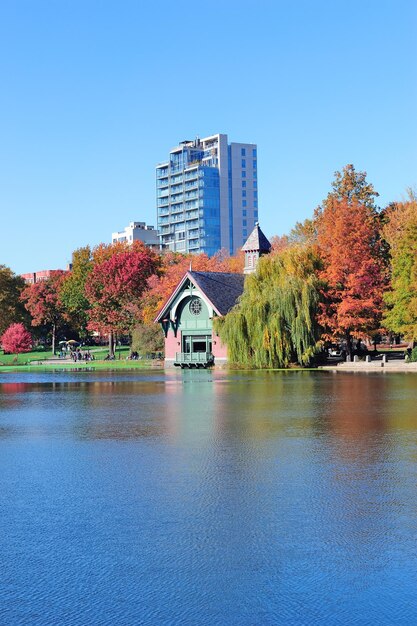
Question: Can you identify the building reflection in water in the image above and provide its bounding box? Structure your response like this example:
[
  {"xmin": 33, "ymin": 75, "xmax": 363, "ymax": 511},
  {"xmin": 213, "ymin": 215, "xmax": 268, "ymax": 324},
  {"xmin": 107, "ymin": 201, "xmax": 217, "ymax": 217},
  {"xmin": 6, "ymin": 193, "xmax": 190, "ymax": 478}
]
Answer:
[{"xmin": 1, "ymin": 369, "xmax": 417, "ymax": 616}]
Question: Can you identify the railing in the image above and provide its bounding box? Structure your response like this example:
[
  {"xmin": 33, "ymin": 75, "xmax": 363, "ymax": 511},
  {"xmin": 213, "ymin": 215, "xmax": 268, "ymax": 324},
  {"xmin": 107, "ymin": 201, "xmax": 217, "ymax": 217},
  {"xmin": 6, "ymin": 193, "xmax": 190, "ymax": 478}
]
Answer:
[{"xmin": 175, "ymin": 352, "xmax": 214, "ymax": 366}]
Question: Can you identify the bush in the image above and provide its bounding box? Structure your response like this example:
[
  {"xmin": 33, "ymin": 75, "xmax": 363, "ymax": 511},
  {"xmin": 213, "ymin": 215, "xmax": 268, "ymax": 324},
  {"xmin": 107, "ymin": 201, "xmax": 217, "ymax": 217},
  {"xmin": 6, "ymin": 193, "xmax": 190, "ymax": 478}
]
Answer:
[
  {"xmin": 0, "ymin": 323, "xmax": 32, "ymax": 354},
  {"xmin": 131, "ymin": 323, "xmax": 164, "ymax": 356},
  {"xmin": 409, "ymin": 347, "xmax": 417, "ymax": 362}
]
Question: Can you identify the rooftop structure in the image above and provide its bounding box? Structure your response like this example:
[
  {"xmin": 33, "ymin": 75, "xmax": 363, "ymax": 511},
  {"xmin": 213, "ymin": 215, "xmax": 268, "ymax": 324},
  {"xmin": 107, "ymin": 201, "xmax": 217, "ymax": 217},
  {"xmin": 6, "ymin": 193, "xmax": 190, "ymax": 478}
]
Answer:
[{"xmin": 242, "ymin": 222, "xmax": 272, "ymax": 274}]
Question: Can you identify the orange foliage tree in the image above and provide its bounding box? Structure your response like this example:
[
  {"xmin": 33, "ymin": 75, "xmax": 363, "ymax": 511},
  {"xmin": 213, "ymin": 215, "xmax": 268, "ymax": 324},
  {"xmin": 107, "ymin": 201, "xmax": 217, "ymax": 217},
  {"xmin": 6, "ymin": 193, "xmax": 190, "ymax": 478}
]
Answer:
[{"xmin": 316, "ymin": 197, "xmax": 388, "ymax": 357}]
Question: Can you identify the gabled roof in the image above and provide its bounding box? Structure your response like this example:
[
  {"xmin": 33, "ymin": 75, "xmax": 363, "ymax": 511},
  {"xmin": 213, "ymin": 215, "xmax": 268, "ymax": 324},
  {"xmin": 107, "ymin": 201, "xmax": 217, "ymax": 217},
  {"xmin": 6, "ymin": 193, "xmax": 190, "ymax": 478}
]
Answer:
[
  {"xmin": 189, "ymin": 271, "xmax": 245, "ymax": 316},
  {"xmin": 155, "ymin": 271, "xmax": 244, "ymax": 322},
  {"xmin": 241, "ymin": 223, "xmax": 271, "ymax": 253}
]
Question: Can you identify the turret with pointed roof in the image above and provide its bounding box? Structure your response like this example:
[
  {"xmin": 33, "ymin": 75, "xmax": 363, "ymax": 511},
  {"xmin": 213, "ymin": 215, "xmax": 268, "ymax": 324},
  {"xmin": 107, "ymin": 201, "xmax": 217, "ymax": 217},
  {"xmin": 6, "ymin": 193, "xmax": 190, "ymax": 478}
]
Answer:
[{"xmin": 241, "ymin": 222, "xmax": 271, "ymax": 274}]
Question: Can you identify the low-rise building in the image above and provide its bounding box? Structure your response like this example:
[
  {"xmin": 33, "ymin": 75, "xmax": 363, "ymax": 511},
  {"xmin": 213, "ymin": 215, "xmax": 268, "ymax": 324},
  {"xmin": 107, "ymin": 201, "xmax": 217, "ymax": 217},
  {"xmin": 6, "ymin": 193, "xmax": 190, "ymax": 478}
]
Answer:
[
  {"xmin": 155, "ymin": 223, "xmax": 270, "ymax": 367},
  {"xmin": 112, "ymin": 221, "xmax": 160, "ymax": 249},
  {"xmin": 21, "ymin": 267, "xmax": 70, "ymax": 284}
]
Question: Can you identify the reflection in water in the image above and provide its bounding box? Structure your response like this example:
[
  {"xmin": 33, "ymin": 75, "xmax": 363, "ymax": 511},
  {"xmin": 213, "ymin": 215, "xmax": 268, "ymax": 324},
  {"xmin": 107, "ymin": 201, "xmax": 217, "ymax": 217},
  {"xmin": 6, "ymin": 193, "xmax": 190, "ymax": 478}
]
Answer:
[{"xmin": 0, "ymin": 370, "xmax": 416, "ymax": 625}]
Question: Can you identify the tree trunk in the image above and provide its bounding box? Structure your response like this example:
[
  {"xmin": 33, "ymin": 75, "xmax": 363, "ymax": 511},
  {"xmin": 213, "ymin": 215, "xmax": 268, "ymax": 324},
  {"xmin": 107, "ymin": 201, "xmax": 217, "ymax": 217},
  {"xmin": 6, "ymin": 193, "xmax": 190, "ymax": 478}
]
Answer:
[
  {"xmin": 108, "ymin": 332, "xmax": 114, "ymax": 356},
  {"xmin": 52, "ymin": 322, "xmax": 56, "ymax": 355},
  {"xmin": 345, "ymin": 332, "xmax": 353, "ymax": 361}
]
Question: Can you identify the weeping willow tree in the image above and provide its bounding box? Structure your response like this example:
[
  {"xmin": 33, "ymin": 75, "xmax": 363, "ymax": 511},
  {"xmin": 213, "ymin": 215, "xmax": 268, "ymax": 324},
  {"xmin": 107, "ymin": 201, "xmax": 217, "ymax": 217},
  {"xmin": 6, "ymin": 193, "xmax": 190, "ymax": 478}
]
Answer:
[{"xmin": 215, "ymin": 246, "xmax": 323, "ymax": 368}]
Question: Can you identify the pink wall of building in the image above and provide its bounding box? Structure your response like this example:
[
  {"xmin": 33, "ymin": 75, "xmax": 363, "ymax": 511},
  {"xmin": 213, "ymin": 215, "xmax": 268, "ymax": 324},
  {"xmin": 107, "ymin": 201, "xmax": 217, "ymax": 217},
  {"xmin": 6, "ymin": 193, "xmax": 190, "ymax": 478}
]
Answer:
[
  {"xmin": 212, "ymin": 331, "xmax": 228, "ymax": 359},
  {"xmin": 163, "ymin": 328, "xmax": 228, "ymax": 362},
  {"xmin": 165, "ymin": 331, "xmax": 179, "ymax": 359}
]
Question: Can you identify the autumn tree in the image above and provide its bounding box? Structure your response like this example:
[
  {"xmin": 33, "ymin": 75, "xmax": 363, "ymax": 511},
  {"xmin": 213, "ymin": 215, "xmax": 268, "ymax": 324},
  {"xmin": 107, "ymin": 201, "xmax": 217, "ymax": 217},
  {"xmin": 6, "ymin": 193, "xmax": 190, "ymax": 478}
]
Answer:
[
  {"xmin": 316, "ymin": 197, "xmax": 388, "ymax": 357},
  {"xmin": 382, "ymin": 194, "xmax": 417, "ymax": 341},
  {"xmin": 323, "ymin": 163, "xmax": 379, "ymax": 210},
  {"xmin": 0, "ymin": 265, "xmax": 29, "ymax": 336},
  {"xmin": 215, "ymin": 246, "xmax": 323, "ymax": 368},
  {"xmin": 271, "ymin": 166, "xmax": 378, "ymax": 260},
  {"xmin": 21, "ymin": 271, "xmax": 67, "ymax": 355},
  {"xmin": 85, "ymin": 241, "xmax": 160, "ymax": 354},
  {"xmin": 1, "ymin": 323, "xmax": 32, "ymax": 355},
  {"xmin": 59, "ymin": 246, "xmax": 93, "ymax": 338}
]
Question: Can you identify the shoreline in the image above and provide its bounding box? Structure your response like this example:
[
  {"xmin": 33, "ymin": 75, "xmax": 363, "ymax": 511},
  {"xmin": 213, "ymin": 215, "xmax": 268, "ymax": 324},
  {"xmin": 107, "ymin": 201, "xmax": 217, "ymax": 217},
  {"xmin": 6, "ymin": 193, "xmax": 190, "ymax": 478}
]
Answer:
[
  {"xmin": 1, "ymin": 360, "xmax": 417, "ymax": 374},
  {"xmin": 320, "ymin": 361, "xmax": 417, "ymax": 372}
]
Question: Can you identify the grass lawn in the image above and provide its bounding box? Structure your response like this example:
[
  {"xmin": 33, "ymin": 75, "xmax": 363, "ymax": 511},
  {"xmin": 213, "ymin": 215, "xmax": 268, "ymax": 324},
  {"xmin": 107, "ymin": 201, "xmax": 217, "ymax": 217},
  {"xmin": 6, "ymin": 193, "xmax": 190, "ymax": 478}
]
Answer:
[
  {"xmin": 0, "ymin": 346, "xmax": 162, "ymax": 372},
  {"xmin": 0, "ymin": 359, "xmax": 160, "ymax": 373},
  {"xmin": 0, "ymin": 348, "xmax": 54, "ymax": 366}
]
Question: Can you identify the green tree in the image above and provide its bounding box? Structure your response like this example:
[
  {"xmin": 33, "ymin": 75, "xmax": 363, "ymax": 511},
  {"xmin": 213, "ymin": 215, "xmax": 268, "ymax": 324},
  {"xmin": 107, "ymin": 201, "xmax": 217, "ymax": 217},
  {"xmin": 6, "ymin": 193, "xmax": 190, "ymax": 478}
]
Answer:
[
  {"xmin": 0, "ymin": 265, "xmax": 29, "ymax": 336},
  {"xmin": 215, "ymin": 246, "xmax": 323, "ymax": 368},
  {"xmin": 59, "ymin": 246, "xmax": 93, "ymax": 338},
  {"xmin": 288, "ymin": 218, "xmax": 317, "ymax": 246},
  {"xmin": 383, "ymin": 197, "xmax": 417, "ymax": 341},
  {"xmin": 131, "ymin": 323, "xmax": 164, "ymax": 355}
]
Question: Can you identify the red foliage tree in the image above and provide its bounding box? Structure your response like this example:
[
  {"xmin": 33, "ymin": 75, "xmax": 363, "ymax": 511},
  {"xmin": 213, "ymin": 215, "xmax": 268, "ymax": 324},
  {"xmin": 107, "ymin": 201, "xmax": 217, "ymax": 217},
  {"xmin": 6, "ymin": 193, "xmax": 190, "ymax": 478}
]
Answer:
[
  {"xmin": 85, "ymin": 241, "xmax": 160, "ymax": 353},
  {"xmin": 316, "ymin": 198, "xmax": 388, "ymax": 357},
  {"xmin": 1, "ymin": 323, "xmax": 32, "ymax": 355},
  {"xmin": 21, "ymin": 271, "xmax": 67, "ymax": 355}
]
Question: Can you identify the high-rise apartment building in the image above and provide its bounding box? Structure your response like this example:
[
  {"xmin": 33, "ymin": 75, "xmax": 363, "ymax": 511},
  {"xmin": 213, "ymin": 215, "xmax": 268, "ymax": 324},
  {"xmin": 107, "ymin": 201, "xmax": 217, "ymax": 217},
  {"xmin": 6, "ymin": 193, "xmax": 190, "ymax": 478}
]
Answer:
[{"xmin": 156, "ymin": 134, "xmax": 258, "ymax": 256}]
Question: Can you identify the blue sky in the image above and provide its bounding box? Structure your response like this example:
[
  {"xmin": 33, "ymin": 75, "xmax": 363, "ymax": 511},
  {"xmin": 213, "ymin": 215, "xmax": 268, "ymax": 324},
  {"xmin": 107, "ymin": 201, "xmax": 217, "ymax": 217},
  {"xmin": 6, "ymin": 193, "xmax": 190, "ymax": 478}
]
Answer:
[{"xmin": 1, "ymin": 0, "xmax": 416, "ymax": 274}]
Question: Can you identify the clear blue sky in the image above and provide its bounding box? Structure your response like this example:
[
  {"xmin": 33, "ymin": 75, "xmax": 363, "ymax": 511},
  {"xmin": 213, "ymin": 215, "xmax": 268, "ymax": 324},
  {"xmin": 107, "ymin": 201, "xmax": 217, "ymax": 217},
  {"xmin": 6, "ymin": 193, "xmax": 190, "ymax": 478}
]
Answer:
[{"xmin": 1, "ymin": 0, "xmax": 416, "ymax": 275}]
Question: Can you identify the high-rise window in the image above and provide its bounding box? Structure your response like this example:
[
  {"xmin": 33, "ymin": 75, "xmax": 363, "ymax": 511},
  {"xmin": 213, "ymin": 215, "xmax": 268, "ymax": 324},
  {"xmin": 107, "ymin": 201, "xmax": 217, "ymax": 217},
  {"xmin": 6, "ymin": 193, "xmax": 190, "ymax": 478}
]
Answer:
[
  {"xmin": 242, "ymin": 159, "xmax": 246, "ymax": 168},
  {"xmin": 241, "ymin": 148, "xmax": 246, "ymax": 156}
]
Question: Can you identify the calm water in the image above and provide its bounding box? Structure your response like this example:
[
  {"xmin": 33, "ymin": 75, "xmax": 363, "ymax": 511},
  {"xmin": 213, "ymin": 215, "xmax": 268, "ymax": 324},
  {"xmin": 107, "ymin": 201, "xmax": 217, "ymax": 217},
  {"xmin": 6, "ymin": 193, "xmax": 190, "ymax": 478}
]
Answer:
[{"xmin": 0, "ymin": 369, "xmax": 416, "ymax": 625}]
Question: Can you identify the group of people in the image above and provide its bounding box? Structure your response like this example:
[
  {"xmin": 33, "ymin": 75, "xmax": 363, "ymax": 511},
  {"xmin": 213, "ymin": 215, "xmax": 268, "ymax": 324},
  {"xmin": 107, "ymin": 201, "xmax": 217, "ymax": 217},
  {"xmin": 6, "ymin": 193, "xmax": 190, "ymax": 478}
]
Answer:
[{"xmin": 71, "ymin": 350, "xmax": 94, "ymax": 362}]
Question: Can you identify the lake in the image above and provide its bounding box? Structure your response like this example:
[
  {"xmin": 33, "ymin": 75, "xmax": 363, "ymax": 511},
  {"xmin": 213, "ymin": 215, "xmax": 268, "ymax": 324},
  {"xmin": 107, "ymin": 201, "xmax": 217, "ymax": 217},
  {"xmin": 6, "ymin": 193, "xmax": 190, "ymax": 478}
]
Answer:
[{"xmin": 0, "ymin": 369, "xmax": 416, "ymax": 625}]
